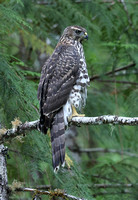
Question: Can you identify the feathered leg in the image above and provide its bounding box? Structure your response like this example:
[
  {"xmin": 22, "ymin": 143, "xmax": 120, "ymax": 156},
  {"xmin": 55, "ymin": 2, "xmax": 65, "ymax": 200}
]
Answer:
[{"xmin": 50, "ymin": 108, "xmax": 65, "ymax": 172}]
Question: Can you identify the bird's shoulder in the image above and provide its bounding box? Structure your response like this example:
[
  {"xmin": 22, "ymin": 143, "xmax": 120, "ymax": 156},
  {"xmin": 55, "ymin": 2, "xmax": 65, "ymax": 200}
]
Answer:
[
  {"xmin": 37, "ymin": 43, "xmax": 80, "ymax": 100},
  {"xmin": 53, "ymin": 42, "xmax": 80, "ymax": 59},
  {"xmin": 43, "ymin": 43, "xmax": 80, "ymax": 75}
]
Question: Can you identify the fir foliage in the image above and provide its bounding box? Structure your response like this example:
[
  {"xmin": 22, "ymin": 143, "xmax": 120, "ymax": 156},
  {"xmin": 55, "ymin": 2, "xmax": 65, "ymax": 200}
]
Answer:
[{"xmin": 0, "ymin": 0, "xmax": 138, "ymax": 199}]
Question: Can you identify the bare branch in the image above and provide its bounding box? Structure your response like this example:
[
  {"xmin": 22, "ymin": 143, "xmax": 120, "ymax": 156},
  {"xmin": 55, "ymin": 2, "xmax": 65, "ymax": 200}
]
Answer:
[
  {"xmin": 92, "ymin": 174, "xmax": 122, "ymax": 183},
  {"xmin": 70, "ymin": 147, "xmax": 138, "ymax": 158},
  {"xmin": 36, "ymin": 0, "xmax": 138, "ymax": 5},
  {"xmin": 11, "ymin": 187, "xmax": 87, "ymax": 200},
  {"xmin": 101, "ymin": 0, "xmax": 138, "ymax": 4},
  {"xmin": 92, "ymin": 183, "xmax": 138, "ymax": 188},
  {"xmin": 94, "ymin": 79, "xmax": 138, "ymax": 86},
  {"xmin": 93, "ymin": 191, "xmax": 133, "ymax": 196},
  {"xmin": 71, "ymin": 115, "xmax": 138, "ymax": 126},
  {"xmin": 36, "ymin": 1, "xmax": 53, "ymax": 5},
  {"xmin": 35, "ymin": 185, "xmax": 51, "ymax": 190},
  {"xmin": 0, "ymin": 116, "xmax": 138, "ymax": 144},
  {"xmin": 90, "ymin": 62, "xmax": 136, "ymax": 81}
]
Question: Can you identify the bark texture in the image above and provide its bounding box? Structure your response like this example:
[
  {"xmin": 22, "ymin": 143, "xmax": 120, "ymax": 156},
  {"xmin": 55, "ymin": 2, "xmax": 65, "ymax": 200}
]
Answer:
[
  {"xmin": 0, "ymin": 115, "xmax": 138, "ymax": 144},
  {"xmin": 0, "ymin": 145, "xmax": 8, "ymax": 200}
]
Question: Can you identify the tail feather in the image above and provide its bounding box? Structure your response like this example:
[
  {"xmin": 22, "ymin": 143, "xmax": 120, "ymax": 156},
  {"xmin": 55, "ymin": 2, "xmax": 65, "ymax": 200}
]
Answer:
[
  {"xmin": 50, "ymin": 108, "xmax": 65, "ymax": 171},
  {"xmin": 39, "ymin": 115, "xmax": 48, "ymax": 134},
  {"xmin": 39, "ymin": 82, "xmax": 51, "ymax": 134},
  {"xmin": 39, "ymin": 115, "xmax": 52, "ymax": 134}
]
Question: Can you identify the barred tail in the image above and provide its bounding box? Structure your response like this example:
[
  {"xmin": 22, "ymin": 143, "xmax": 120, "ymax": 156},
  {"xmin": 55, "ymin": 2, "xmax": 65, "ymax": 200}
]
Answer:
[{"xmin": 50, "ymin": 108, "xmax": 65, "ymax": 172}]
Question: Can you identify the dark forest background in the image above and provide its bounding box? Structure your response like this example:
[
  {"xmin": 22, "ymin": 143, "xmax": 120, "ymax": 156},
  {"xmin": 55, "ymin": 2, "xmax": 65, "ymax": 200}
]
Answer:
[{"xmin": 0, "ymin": 0, "xmax": 138, "ymax": 199}]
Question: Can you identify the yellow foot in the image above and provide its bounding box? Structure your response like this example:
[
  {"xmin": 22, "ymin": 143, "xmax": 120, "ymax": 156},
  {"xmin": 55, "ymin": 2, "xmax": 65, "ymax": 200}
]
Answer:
[
  {"xmin": 68, "ymin": 105, "xmax": 85, "ymax": 121},
  {"xmin": 47, "ymin": 129, "xmax": 50, "ymax": 137},
  {"xmin": 65, "ymin": 153, "xmax": 73, "ymax": 169}
]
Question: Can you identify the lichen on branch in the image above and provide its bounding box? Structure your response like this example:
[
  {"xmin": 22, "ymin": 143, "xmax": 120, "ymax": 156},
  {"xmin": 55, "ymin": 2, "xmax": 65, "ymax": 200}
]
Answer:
[{"xmin": 0, "ymin": 115, "xmax": 138, "ymax": 144}]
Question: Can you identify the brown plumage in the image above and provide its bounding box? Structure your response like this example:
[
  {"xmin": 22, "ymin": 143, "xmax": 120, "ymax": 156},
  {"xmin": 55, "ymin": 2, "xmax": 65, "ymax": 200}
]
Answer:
[{"xmin": 38, "ymin": 26, "xmax": 89, "ymax": 172}]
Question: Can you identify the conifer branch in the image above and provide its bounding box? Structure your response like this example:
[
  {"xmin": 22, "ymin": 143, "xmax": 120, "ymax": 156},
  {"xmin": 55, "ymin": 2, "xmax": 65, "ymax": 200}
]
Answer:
[
  {"xmin": 0, "ymin": 116, "xmax": 138, "ymax": 144},
  {"xmin": 22, "ymin": 183, "xmax": 138, "ymax": 189},
  {"xmin": 0, "ymin": 120, "xmax": 39, "ymax": 144},
  {"xmin": 10, "ymin": 185, "xmax": 136, "ymax": 199},
  {"xmin": 70, "ymin": 147, "xmax": 138, "ymax": 158},
  {"xmin": 11, "ymin": 187, "xmax": 87, "ymax": 200},
  {"xmin": 119, "ymin": 0, "xmax": 133, "ymax": 27}
]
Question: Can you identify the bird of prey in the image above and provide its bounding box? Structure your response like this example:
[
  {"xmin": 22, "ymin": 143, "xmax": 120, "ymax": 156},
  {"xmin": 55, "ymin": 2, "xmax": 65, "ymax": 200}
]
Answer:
[{"xmin": 38, "ymin": 25, "xmax": 89, "ymax": 172}]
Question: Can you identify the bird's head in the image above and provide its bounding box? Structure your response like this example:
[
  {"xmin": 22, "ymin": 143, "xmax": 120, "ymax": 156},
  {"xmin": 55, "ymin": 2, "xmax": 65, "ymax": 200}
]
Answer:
[{"xmin": 61, "ymin": 26, "xmax": 88, "ymax": 43}]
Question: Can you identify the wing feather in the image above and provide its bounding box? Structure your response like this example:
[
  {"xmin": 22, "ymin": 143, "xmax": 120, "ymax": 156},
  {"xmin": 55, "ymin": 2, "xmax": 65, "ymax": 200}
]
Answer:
[{"xmin": 38, "ymin": 44, "xmax": 80, "ymax": 116}]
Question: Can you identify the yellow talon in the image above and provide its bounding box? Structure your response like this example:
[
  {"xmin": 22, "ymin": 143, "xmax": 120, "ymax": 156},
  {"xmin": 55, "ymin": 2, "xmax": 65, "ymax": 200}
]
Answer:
[
  {"xmin": 65, "ymin": 153, "xmax": 73, "ymax": 169},
  {"xmin": 68, "ymin": 105, "xmax": 85, "ymax": 121},
  {"xmin": 47, "ymin": 129, "xmax": 51, "ymax": 137}
]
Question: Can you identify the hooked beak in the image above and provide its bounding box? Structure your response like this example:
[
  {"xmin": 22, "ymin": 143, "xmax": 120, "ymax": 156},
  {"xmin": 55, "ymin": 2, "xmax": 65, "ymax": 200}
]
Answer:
[{"xmin": 84, "ymin": 32, "xmax": 88, "ymax": 40}]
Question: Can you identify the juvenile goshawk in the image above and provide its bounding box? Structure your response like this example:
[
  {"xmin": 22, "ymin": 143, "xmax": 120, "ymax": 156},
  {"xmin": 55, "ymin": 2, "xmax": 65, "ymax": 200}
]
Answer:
[{"xmin": 38, "ymin": 26, "xmax": 89, "ymax": 172}]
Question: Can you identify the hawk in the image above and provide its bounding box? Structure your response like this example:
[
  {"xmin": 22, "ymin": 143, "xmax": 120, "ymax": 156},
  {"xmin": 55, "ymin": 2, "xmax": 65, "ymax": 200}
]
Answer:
[{"xmin": 38, "ymin": 26, "xmax": 89, "ymax": 172}]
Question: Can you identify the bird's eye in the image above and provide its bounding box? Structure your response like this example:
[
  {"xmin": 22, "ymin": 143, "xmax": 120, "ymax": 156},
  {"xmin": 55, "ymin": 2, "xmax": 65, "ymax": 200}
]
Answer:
[{"xmin": 75, "ymin": 30, "xmax": 81, "ymax": 34}]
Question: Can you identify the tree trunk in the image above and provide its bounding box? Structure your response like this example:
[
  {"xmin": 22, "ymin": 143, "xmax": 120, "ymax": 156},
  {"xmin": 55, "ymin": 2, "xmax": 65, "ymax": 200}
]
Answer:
[{"xmin": 0, "ymin": 144, "xmax": 8, "ymax": 200}]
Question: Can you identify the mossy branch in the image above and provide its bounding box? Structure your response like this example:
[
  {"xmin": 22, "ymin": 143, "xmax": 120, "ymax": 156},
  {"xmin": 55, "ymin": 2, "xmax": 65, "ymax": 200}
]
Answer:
[
  {"xmin": 10, "ymin": 187, "xmax": 87, "ymax": 200},
  {"xmin": 0, "ymin": 115, "xmax": 138, "ymax": 144}
]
